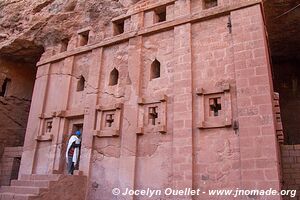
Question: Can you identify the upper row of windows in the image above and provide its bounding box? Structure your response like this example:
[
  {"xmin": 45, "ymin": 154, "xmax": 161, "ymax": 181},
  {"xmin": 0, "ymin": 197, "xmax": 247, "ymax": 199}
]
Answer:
[
  {"xmin": 76, "ymin": 59, "xmax": 161, "ymax": 92},
  {"xmin": 58, "ymin": 0, "xmax": 218, "ymax": 53}
]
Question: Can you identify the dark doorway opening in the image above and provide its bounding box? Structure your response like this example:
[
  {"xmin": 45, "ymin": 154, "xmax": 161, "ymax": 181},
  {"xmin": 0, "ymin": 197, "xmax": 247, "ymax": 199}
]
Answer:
[
  {"xmin": 71, "ymin": 123, "xmax": 83, "ymax": 171},
  {"xmin": 0, "ymin": 78, "xmax": 11, "ymax": 97},
  {"xmin": 10, "ymin": 157, "xmax": 21, "ymax": 183},
  {"xmin": 72, "ymin": 123, "xmax": 83, "ymax": 134}
]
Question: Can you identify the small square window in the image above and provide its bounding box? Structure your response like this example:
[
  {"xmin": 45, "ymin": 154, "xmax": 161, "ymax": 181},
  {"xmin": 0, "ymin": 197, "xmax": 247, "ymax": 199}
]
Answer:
[
  {"xmin": 60, "ymin": 38, "xmax": 69, "ymax": 52},
  {"xmin": 78, "ymin": 30, "xmax": 89, "ymax": 46},
  {"xmin": 154, "ymin": 6, "xmax": 167, "ymax": 23},
  {"xmin": 113, "ymin": 20, "xmax": 125, "ymax": 36},
  {"xmin": 203, "ymin": 0, "xmax": 218, "ymax": 9}
]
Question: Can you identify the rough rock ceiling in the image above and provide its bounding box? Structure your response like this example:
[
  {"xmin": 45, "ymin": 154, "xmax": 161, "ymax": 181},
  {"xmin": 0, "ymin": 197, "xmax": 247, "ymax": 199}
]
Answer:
[
  {"xmin": 0, "ymin": 0, "xmax": 133, "ymax": 63},
  {"xmin": 263, "ymin": 0, "xmax": 300, "ymax": 62},
  {"xmin": 1, "ymin": 0, "xmax": 298, "ymax": 63}
]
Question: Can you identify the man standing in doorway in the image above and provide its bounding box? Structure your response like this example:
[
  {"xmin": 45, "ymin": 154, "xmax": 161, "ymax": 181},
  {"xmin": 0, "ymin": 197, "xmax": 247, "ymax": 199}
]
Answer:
[{"xmin": 66, "ymin": 131, "xmax": 81, "ymax": 175}]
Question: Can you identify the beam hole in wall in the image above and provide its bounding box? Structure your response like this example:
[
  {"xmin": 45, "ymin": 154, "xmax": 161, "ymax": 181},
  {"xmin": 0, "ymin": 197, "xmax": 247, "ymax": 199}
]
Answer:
[
  {"xmin": 109, "ymin": 68, "xmax": 119, "ymax": 86},
  {"xmin": 77, "ymin": 75, "xmax": 85, "ymax": 92},
  {"xmin": 203, "ymin": 0, "xmax": 218, "ymax": 9},
  {"xmin": 150, "ymin": 59, "xmax": 161, "ymax": 80},
  {"xmin": 77, "ymin": 30, "xmax": 89, "ymax": 46},
  {"xmin": 113, "ymin": 19, "xmax": 125, "ymax": 36},
  {"xmin": 0, "ymin": 78, "xmax": 11, "ymax": 97},
  {"xmin": 154, "ymin": 6, "xmax": 167, "ymax": 23}
]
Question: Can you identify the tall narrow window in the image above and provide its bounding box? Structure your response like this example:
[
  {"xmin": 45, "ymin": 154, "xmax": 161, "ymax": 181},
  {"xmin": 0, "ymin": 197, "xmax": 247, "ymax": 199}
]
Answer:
[
  {"xmin": 203, "ymin": 0, "xmax": 218, "ymax": 9},
  {"xmin": 154, "ymin": 6, "xmax": 167, "ymax": 23},
  {"xmin": 109, "ymin": 68, "xmax": 119, "ymax": 86},
  {"xmin": 0, "ymin": 78, "xmax": 11, "ymax": 97},
  {"xmin": 77, "ymin": 75, "xmax": 85, "ymax": 91},
  {"xmin": 150, "ymin": 59, "xmax": 161, "ymax": 80},
  {"xmin": 78, "ymin": 30, "xmax": 89, "ymax": 46}
]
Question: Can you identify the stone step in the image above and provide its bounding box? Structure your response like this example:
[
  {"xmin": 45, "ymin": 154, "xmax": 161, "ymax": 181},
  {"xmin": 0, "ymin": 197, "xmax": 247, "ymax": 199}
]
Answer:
[
  {"xmin": 0, "ymin": 186, "xmax": 46, "ymax": 195},
  {"xmin": 11, "ymin": 180, "xmax": 51, "ymax": 188},
  {"xmin": 0, "ymin": 192, "xmax": 37, "ymax": 200},
  {"xmin": 20, "ymin": 174, "xmax": 61, "ymax": 181}
]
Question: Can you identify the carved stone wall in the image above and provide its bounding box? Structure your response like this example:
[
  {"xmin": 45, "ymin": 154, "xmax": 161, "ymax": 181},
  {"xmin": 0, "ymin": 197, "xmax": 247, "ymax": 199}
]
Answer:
[{"xmin": 17, "ymin": 0, "xmax": 282, "ymax": 200}]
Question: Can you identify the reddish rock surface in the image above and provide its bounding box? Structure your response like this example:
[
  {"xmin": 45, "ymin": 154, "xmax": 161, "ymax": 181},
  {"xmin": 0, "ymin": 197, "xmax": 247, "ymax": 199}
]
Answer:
[{"xmin": 0, "ymin": 0, "xmax": 299, "ymax": 200}]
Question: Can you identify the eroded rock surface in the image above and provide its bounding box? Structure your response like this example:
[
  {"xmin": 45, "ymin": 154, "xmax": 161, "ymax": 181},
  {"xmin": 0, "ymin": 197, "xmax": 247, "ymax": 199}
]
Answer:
[{"xmin": 0, "ymin": 0, "xmax": 140, "ymax": 62}]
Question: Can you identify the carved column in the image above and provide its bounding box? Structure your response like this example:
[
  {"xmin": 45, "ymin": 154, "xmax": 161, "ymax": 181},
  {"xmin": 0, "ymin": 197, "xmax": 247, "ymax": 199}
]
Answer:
[
  {"xmin": 118, "ymin": 36, "xmax": 143, "ymax": 199},
  {"xmin": 19, "ymin": 63, "xmax": 51, "ymax": 175},
  {"xmin": 80, "ymin": 48, "xmax": 103, "ymax": 175},
  {"xmin": 172, "ymin": 0, "xmax": 193, "ymax": 195}
]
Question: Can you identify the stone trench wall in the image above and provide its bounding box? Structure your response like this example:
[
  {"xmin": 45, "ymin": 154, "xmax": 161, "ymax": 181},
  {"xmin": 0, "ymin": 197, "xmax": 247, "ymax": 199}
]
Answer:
[
  {"xmin": 0, "ymin": 57, "xmax": 36, "ymax": 153},
  {"xmin": 0, "ymin": 57, "xmax": 36, "ymax": 186}
]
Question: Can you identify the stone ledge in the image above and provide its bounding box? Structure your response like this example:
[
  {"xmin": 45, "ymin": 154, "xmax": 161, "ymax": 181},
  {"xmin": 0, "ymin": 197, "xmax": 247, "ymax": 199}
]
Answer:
[
  {"xmin": 112, "ymin": 0, "xmax": 176, "ymax": 21},
  {"xmin": 197, "ymin": 118, "xmax": 232, "ymax": 129},
  {"xmin": 93, "ymin": 130, "xmax": 120, "ymax": 138},
  {"xmin": 35, "ymin": 134, "xmax": 53, "ymax": 142},
  {"xmin": 136, "ymin": 125, "xmax": 167, "ymax": 135}
]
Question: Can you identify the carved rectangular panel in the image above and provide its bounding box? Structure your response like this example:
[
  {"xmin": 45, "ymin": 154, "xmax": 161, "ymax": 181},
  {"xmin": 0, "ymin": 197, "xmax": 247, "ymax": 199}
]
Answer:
[
  {"xmin": 196, "ymin": 84, "xmax": 232, "ymax": 129},
  {"xmin": 136, "ymin": 95, "xmax": 167, "ymax": 135},
  {"xmin": 93, "ymin": 103, "xmax": 123, "ymax": 138}
]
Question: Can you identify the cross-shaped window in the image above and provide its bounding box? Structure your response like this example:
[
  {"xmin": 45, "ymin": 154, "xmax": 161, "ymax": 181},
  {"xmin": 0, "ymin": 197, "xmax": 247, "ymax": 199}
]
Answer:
[
  {"xmin": 46, "ymin": 121, "xmax": 53, "ymax": 133},
  {"xmin": 209, "ymin": 97, "xmax": 222, "ymax": 116},
  {"xmin": 149, "ymin": 107, "xmax": 158, "ymax": 125},
  {"xmin": 105, "ymin": 114, "xmax": 114, "ymax": 127}
]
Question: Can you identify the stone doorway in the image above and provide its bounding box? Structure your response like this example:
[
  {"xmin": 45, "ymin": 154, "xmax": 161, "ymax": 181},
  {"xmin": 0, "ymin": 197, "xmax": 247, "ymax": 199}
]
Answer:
[{"xmin": 62, "ymin": 119, "xmax": 84, "ymax": 174}]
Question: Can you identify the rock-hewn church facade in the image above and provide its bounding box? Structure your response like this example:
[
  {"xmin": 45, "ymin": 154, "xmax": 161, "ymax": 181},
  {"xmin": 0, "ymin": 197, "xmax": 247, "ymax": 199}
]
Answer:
[{"xmin": 0, "ymin": 0, "xmax": 289, "ymax": 199}]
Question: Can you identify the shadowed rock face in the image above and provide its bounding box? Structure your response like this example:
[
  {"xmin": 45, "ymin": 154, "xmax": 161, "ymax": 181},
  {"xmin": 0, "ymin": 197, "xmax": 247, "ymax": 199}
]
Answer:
[
  {"xmin": 263, "ymin": 0, "xmax": 300, "ymax": 62},
  {"xmin": 0, "ymin": 0, "xmax": 142, "ymax": 63},
  {"xmin": 263, "ymin": 0, "xmax": 300, "ymax": 145}
]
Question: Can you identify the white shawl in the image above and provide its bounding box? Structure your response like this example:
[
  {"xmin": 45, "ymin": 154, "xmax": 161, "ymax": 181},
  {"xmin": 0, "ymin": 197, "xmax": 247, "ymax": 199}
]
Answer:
[{"xmin": 66, "ymin": 135, "xmax": 81, "ymax": 165}]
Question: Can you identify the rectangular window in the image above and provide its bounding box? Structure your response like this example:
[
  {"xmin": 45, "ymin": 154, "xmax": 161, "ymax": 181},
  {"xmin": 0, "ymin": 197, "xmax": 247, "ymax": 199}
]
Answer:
[
  {"xmin": 113, "ymin": 19, "xmax": 125, "ymax": 36},
  {"xmin": 60, "ymin": 38, "xmax": 69, "ymax": 52},
  {"xmin": 78, "ymin": 30, "xmax": 89, "ymax": 46},
  {"xmin": 203, "ymin": 0, "xmax": 218, "ymax": 9},
  {"xmin": 154, "ymin": 6, "xmax": 167, "ymax": 23}
]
